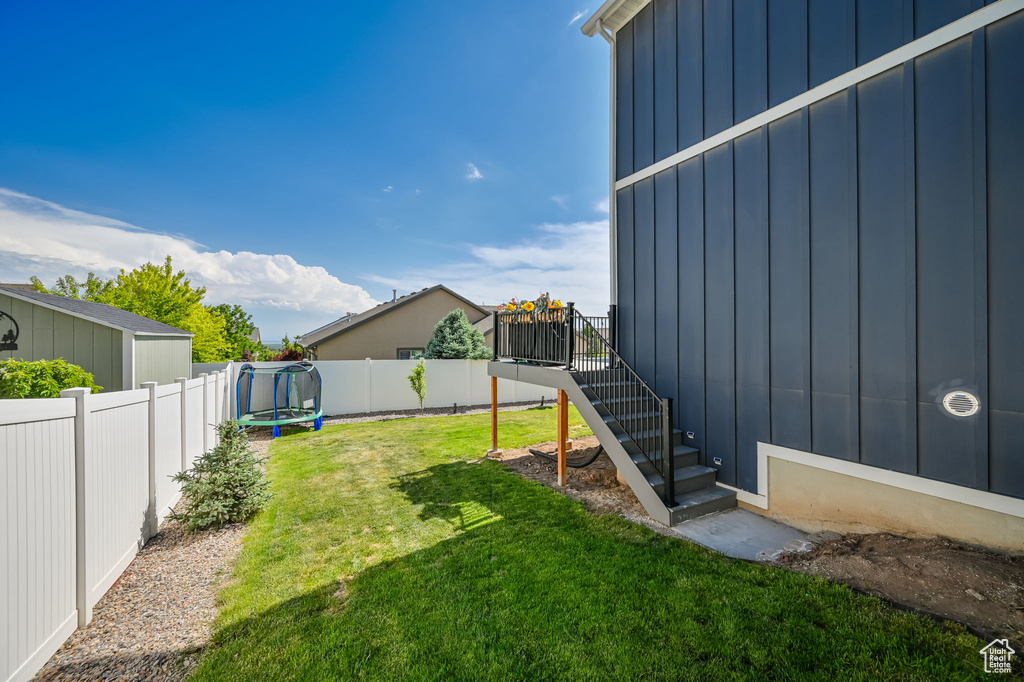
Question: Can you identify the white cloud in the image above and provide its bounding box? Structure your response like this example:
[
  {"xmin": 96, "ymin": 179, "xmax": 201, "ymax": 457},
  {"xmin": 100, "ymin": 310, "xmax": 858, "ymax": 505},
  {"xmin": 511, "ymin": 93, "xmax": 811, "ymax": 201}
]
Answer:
[
  {"xmin": 0, "ymin": 188, "xmax": 380, "ymax": 338},
  {"xmin": 383, "ymin": 185, "xmax": 394, "ymax": 192},
  {"xmin": 366, "ymin": 220, "xmax": 610, "ymax": 315},
  {"xmin": 465, "ymin": 163, "xmax": 484, "ymax": 181},
  {"xmin": 595, "ymin": 197, "xmax": 610, "ymax": 214},
  {"xmin": 568, "ymin": 10, "xmax": 588, "ymax": 26},
  {"xmin": 550, "ymin": 195, "xmax": 569, "ymax": 210}
]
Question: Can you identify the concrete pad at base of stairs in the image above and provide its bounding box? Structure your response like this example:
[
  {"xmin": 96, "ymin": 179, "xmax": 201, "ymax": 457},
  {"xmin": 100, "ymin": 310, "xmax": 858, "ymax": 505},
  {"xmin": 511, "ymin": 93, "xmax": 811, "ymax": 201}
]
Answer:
[{"xmin": 667, "ymin": 507, "xmax": 810, "ymax": 562}]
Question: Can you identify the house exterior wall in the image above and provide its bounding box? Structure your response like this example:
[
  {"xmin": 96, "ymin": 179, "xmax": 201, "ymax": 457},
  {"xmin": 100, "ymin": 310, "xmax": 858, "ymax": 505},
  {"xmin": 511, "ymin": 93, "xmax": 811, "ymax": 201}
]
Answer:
[
  {"xmin": 612, "ymin": 2, "xmax": 1024, "ymax": 501},
  {"xmin": 615, "ymin": 0, "xmax": 996, "ymax": 181},
  {"xmin": 134, "ymin": 336, "xmax": 193, "ymax": 387},
  {"xmin": 0, "ymin": 292, "xmax": 124, "ymax": 392},
  {"xmin": 311, "ymin": 289, "xmax": 490, "ymax": 360}
]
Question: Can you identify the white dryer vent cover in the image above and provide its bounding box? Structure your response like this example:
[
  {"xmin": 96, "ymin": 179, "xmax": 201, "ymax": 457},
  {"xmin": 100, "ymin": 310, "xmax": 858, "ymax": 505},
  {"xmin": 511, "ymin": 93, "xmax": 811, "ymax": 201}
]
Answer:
[{"xmin": 942, "ymin": 390, "xmax": 980, "ymax": 417}]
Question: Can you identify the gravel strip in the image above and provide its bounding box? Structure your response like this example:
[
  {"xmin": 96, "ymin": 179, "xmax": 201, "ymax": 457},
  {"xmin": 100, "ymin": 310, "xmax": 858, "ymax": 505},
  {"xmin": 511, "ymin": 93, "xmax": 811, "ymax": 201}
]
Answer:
[{"xmin": 34, "ymin": 506, "xmax": 247, "ymax": 681}]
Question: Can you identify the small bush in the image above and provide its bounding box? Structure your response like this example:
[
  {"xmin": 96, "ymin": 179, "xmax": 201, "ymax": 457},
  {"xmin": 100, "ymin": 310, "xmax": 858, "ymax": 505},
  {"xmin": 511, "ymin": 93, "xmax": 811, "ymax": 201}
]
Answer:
[
  {"xmin": 171, "ymin": 422, "xmax": 271, "ymax": 532},
  {"xmin": 0, "ymin": 358, "xmax": 102, "ymax": 398},
  {"xmin": 408, "ymin": 360, "xmax": 426, "ymax": 409}
]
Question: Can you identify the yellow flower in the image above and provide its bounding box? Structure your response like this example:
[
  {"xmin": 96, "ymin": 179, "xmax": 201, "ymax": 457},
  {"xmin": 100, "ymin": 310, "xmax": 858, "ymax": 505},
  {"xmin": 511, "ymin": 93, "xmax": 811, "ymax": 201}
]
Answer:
[
  {"xmin": 505, "ymin": 303, "xmax": 516, "ymax": 311},
  {"xmin": 549, "ymin": 300, "xmax": 563, "ymax": 309},
  {"xmin": 522, "ymin": 301, "xmax": 535, "ymax": 312}
]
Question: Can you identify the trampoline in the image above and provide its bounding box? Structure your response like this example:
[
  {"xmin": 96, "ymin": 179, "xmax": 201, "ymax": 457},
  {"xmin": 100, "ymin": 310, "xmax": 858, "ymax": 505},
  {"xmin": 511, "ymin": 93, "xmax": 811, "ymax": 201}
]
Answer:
[{"xmin": 236, "ymin": 362, "xmax": 323, "ymax": 438}]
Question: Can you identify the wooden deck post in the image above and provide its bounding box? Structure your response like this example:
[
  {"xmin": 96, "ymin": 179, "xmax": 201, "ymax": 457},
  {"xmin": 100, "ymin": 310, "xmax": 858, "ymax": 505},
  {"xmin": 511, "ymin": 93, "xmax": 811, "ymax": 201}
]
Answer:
[
  {"xmin": 487, "ymin": 375, "xmax": 500, "ymax": 455},
  {"xmin": 557, "ymin": 389, "xmax": 568, "ymax": 486}
]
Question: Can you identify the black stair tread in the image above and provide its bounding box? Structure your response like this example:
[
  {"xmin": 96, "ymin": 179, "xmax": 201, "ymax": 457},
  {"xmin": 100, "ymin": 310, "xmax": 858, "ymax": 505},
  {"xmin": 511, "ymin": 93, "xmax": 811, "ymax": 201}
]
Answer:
[
  {"xmin": 644, "ymin": 464, "xmax": 716, "ymax": 488},
  {"xmin": 626, "ymin": 444, "xmax": 700, "ymax": 471},
  {"xmin": 671, "ymin": 485, "xmax": 736, "ymax": 509},
  {"xmin": 628, "ymin": 444, "xmax": 699, "ymax": 466}
]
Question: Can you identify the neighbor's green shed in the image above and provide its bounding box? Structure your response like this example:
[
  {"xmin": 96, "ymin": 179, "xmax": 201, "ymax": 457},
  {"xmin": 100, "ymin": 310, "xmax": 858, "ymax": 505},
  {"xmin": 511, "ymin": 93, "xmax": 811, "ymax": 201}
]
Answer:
[{"xmin": 0, "ymin": 285, "xmax": 193, "ymax": 391}]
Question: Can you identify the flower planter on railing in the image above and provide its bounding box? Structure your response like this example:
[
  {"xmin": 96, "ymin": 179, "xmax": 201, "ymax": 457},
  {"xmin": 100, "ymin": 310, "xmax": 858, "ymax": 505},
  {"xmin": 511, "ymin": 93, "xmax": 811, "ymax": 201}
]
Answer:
[{"xmin": 493, "ymin": 296, "xmax": 571, "ymax": 365}]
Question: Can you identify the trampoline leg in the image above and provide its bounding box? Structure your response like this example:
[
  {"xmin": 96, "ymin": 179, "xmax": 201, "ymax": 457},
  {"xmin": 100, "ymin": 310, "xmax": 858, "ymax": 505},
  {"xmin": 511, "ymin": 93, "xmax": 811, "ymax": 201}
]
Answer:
[
  {"xmin": 273, "ymin": 425, "xmax": 281, "ymax": 439},
  {"xmin": 315, "ymin": 417, "xmax": 322, "ymax": 431}
]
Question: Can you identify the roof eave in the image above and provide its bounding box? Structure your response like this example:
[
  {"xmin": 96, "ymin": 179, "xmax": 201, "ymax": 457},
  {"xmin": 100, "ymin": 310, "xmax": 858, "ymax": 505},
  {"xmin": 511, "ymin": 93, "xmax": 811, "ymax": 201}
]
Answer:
[{"xmin": 580, "ymin": 0, "xmax": 648, "ymax": 37}]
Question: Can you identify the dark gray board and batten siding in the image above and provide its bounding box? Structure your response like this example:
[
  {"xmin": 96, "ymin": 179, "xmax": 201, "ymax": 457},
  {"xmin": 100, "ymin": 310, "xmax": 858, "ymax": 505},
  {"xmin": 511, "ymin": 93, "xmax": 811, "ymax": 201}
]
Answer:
[{"xmin": 614, "ymin": 1, "xmax": 1024, "ymax": 500}]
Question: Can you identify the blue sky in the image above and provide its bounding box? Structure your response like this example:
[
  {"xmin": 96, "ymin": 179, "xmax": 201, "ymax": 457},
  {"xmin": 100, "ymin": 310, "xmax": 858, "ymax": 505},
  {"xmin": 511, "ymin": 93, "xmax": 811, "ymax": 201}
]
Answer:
[{"xmin": 0, "ymin": 0, "xmax": 611, "ymax": 340}]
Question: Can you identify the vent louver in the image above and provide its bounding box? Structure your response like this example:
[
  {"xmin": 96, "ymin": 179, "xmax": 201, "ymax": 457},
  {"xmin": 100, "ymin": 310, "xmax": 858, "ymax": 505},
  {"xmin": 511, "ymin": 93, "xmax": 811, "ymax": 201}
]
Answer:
[{"xmin": 942, "ymin": 391, "xmax": 980, "ymax": 417}]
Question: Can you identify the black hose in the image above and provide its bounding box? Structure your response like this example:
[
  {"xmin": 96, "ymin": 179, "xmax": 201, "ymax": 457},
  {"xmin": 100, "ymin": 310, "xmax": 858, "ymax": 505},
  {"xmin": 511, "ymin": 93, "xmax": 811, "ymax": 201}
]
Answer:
[{"xmin": 529, "ymin": 445, "xmax": 605, "ymax": 468}]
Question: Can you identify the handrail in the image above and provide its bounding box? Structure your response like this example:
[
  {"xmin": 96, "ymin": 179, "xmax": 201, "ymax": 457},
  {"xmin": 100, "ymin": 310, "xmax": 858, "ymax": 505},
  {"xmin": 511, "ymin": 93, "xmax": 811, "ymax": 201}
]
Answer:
[{"xmin": 493, "ymin": 305, "xmax": 676, "ymax": 504}]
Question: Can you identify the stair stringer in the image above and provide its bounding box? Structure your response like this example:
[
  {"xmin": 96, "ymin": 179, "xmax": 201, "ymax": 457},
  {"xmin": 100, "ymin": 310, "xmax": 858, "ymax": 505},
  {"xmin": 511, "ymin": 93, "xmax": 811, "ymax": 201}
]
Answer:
[{"xmin": 495, "ymin": 362, "xmax": 673, "ymax": 526}]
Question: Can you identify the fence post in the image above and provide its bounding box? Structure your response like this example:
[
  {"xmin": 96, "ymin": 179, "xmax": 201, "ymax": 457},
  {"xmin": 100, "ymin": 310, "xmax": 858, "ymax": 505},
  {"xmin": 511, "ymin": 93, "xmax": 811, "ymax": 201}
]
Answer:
[
  {"xmin": 142, "ymin": 381, "xmax": 158, "ymax": 540},
  {"xmin": 213, "ymin": 370, "xmax": 222, "ymax": 432},
  {"xmin": 199, "ymin": 373, "xmax": 209, "ymax": 453},
  {"xmin": 176, "ymin": 377, "xmax": 188, "ymax": 471},
  {"xmin": 61, "ymin": 387, "xmax": 93, "ymax": 627}
]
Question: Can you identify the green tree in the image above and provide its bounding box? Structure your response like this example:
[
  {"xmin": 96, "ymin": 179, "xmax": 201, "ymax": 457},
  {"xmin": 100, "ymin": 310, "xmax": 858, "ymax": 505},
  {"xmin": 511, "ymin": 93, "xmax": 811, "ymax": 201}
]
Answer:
[
  {"xmin": 102, "ymin": 257, "xmax": 204, "ymax": 331},
  {"xmin": 31, "ymin": 273, "xmax": 113, "ymax": 300},
  {"xmin": 186, "ymin": 305, "xmax": 232, "ymax": 362},
  {"xmin": 211, "ymin": 303, "xmax": 268, "ymax": 360},
  {"xmin": 425, "ymin": 309, "xmax": 491, "ymax": 360}
]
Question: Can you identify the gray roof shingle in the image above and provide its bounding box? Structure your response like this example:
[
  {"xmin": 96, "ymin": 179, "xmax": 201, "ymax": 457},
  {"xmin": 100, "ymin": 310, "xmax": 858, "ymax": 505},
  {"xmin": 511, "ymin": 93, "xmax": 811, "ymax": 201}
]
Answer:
[{"xmin": 0, "ymin": 285, "xmax": 192, "ymax": 336}]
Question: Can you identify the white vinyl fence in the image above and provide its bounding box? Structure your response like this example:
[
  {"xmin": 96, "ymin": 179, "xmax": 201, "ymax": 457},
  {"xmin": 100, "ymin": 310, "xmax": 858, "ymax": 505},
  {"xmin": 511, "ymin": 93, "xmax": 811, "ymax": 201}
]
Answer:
[
  {"xmin": 1, "ymin": 368, "xmax": 231, "ymax": 682},
  {"xmin": 193, "ymin": 359, "xmax": 559, "ymax": 419}
]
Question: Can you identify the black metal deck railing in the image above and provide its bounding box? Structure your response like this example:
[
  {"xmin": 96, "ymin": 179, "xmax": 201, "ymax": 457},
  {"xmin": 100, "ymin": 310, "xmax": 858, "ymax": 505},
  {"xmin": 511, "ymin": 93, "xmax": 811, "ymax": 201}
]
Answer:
[{"xmin": 492, "ymin": 304, "xmax": 676, "ymax": 504}]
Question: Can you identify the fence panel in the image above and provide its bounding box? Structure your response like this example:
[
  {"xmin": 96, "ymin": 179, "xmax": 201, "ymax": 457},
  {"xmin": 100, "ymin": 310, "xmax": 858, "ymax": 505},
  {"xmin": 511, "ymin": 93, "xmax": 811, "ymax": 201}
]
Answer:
[
  {"xmin": 184, "ymin": 380, "xmax": 205, "ymax": 467},
  {"xmin": 154, "ymin": 385, "xmax": 183, "ymax": 525},
  {"xmin": 203, "ymin": 376, "xmax": 218, "ymax": 448},
  {"xmin": 0, "ymin": 401, "xmax": 77, "ymax": 682},
  {"xmin": 84, "ymin": 391, "xmax": 150, "ymax": 615},
  {"xmin": 215, "ymin": 360, "xmax": 557, "ymax": 418}
]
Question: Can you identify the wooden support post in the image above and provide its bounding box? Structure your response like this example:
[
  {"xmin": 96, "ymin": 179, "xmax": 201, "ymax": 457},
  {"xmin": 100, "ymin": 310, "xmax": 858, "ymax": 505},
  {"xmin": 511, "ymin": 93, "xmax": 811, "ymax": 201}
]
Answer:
[
  {"xmin": 557, "ymin": 389, "xmax": 568, "ymax": 486},
  {"xmin": 487, "ymin": 375, "xmax": 501, "ymax": 455}
]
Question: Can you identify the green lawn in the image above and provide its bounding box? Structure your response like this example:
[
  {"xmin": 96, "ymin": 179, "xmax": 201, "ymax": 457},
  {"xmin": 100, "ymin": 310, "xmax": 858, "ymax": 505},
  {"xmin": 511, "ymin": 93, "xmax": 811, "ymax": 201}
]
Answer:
[{"xmin": 191, "ymin": 408, "xmax": 987, "ymax": 681}]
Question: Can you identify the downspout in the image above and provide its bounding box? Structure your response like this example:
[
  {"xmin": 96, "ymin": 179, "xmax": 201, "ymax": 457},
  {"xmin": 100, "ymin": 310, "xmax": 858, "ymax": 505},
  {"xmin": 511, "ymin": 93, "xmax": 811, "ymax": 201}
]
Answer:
[{"xmin": 596, "ymin": 19, "xmax": 618, "ymax": 321}]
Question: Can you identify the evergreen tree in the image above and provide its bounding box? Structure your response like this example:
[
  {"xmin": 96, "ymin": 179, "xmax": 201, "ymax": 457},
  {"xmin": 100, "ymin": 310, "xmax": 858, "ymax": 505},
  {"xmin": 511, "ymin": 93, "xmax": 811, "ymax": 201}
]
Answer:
[{"xmin": 425, "ymin": 309, "xmax": 492, "ymax": 359}]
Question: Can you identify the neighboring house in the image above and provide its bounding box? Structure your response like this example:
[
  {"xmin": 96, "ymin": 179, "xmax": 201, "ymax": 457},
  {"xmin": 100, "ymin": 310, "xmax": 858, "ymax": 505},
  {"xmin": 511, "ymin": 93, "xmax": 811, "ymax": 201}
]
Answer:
[
  {"xmin": 249, "ymin": 327, "xmax": 262, "ymax": 346},
  {"xmin": 491, "ymin": 0, "xmax": 1024, "ymax": 552},
  {"xmin": 0, "ymin": 285, "xmax": 193, "ymax": 391},
  {"xmin": 300, "ymin": 285, "xmax": 492, "ymax": 360}
]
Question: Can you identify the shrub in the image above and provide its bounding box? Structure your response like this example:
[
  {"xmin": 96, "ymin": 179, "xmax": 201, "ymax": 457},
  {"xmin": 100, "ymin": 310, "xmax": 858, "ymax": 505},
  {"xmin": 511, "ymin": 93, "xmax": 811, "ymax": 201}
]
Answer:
[
  {"xmin": 408, "ymin": 360, "xmax": 426, "ymax": 409},
  {"xmin": 171, "ymin": 422, "xmax": 271, "ymax": 532},
  {"xmin": 425, "ymin": 309, "xmax": 492, "ymax": 359},
  {"xmin": 0, "ymin": 358, "xmax": 102, "ymax": 398}
]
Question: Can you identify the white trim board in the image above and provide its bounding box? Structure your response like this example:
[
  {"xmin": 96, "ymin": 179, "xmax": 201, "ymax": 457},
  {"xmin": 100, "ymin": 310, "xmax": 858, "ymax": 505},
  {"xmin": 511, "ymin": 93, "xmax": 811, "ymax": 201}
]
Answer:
[
  {"xmin": 615, "ymin": 0, "xmax": 1024, "ymax": 191},
  {"xmin": 743, "ymin": 442, "xmax": 1024, "ymax": 520}
]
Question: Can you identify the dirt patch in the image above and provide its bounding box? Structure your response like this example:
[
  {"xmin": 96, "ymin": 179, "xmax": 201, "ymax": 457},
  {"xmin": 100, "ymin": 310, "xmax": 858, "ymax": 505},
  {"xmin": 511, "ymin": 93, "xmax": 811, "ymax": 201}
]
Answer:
[
  {"xmin": 492, "ymin": 436, "xmax": 650, "ymax": 520},
  {"xmin": 776, "ymin": 533, "xmax": 1024, "ymax": 648}
]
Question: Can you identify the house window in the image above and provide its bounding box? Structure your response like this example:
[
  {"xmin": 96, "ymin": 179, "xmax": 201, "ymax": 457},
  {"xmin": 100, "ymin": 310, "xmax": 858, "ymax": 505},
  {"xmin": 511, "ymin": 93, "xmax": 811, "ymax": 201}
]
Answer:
[{"xmin": 397, "ymin": 348, "xmax": 424, "ymax": 360}]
